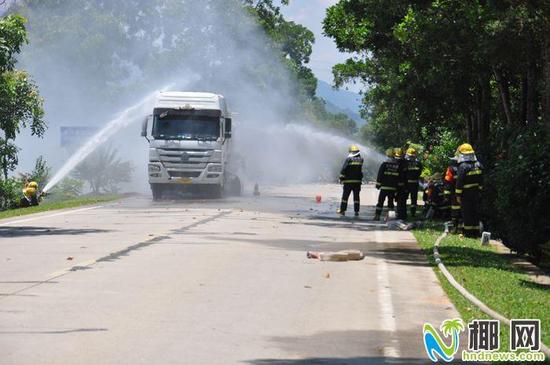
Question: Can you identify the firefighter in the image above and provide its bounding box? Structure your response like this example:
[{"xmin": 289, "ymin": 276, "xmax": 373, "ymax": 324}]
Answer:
[
  {"xmin": 20, "ymin": 181, "xmax": 40, "ymax": 208},
  {"xmin": 455, "ymin": 143, "xmax": 483, "ymax": 237},
  {"xmin": 338, "ymin": 145, "xmax": 364, "ymax": 216},
  {"xmin": 374, "ymin": 148, "xmax": 399, "ymax": 220},
  {"xmin": 394, "ymin": 147, "xmax": 408, "ymax": 220},
  {"xmin": 444, "ymin": 155, "xmax": 462, "ymax": 234},
  {"xmin": 425, "ymin": 173, "xmax": 448, "ymax": 219},
  {"xmin": 405, "ymin": 148, "xmax": 422, "ymax": 217}
]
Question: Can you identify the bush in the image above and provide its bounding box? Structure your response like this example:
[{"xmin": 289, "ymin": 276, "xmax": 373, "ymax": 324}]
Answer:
[
  {"xmin": 0, "ymin": 178, "xmax": 22, "ymax": 210},
  {"xmin": 47, "ymin": 177, "xmax": 84, "ymax": 201},
  {"xmin": 72, "ymin": 145, "xmax": 134, "ymax": 194},
  {"xmin": 483, "ymin": 127, "xmax": 550, "ymax": 260},
  {"xmin": 28, "ymin": 156, "xmax": 51, "ymax": 189},
  {"xmin": 420, "ymin": 129, "xmax": 461, "ymax": 178}
]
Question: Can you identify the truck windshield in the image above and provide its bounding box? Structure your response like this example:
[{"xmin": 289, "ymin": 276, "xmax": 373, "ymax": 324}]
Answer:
[{"xmin": 152, "ymin": 115, "xmax": 220, "ymax": 140}]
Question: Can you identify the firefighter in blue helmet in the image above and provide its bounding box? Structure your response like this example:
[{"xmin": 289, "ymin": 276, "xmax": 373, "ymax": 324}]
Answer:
[
  {"xmin": 455, "ymin": 143, "xmax": 483, "ymax": 237},
  {"xmin": 338, "ymin": 145, "xmax": 364, "ymax": 217},
  {"xmin": 373, "ymin": 148, "xmax": 399, "ymax": 220}
]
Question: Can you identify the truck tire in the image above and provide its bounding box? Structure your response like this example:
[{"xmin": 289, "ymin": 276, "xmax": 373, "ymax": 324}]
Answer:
[
  {"xmin": 225, "ymin": 175, "xmax": 242, "ymax": 196},
  {"xmin": 151, "ymin": 185, "xmax": 163, "ymax": 201}
]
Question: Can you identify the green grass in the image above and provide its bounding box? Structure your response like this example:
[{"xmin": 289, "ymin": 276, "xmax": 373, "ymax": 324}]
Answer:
[
  {"xmin": 0, "ymin": 195, "xmax": 121, "ymax": 220},
  {"xmin": 413, "ymin": 223, "xmax": 550, "ymax": 351}
]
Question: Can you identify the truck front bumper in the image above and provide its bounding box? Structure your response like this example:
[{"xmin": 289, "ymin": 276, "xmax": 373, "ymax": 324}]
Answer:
[{"xmin": 148, "ymin": 162, "xmax": 223, "ymax": 185}]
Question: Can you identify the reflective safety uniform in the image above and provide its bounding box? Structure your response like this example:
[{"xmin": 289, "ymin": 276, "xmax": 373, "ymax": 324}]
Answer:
[
  {"xmin": 339, "ymin": 152, "xmax": 364, "ymax": 214},
  {"xmin": 405, "ymin": 159, "xmax": 422, "ymax": 216},
  {"xmin": 21, "ymin": 187, "xmax": 39, "ymax": 208},
  {"xmin": 374, "ymin": 157, "xmax": 399, "ymax": 218},
  {"xmin": 444, "ymin": 163, "xmax": 462, "ymax": 233},
  {"xmin": 426, "ymin": 179, "xmax": 448, "ymax": 218},
  {"xmin": 396, "ymin": 157, "xmax": 408, "ymax": 220},
  {"xmin": 456, "ymin": 160, "xmax": 483, "ymax": 237}
]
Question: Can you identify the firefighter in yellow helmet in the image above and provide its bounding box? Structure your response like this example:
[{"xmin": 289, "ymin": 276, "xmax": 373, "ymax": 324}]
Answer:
[
  {"xmin": 394, "ymin": 147, "xmax": 408, "ymax": 220},
  {"xmin": 373, "ymin": 147, "xmax": 399, "ymax": 220},
  {"xmin": 21, "ymin": 181, "xmax": 40, "ymax": 208},
  {"xmin": 338, "ymin": 144, "xmax": 364, "ymax": 216},
  {"xmin": 405, "ymin": 147, "xmax": 423, "ymax": 217},
  {"xmin": 455, "ymin": 143, "xmax": 483, "ymax": 237}
]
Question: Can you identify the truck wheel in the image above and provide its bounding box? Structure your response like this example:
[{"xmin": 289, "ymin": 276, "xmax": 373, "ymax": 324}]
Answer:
[
  {"xmin": 151, "ymin": 185, "xmax": 163, "ymax": 201},
  {"xmin": 225, "ymin": 175, "xmax": 242, "ymax": 196}
]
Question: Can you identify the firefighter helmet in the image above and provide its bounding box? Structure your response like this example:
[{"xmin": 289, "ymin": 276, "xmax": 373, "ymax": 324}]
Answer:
[
  {"xmin": 23, "ymin": 187, "xmax": 37, "ymax": 198},
  {"xmin": 406, "ymin": 148, "xmax": 416, "ymax": 156},
  {"xmin": 349, "ymin": 145, "xmax": 360, "ymax": 153},
  {"xmin": 385, "ymin": 148, "xmax": 394, "ymax": 157},
  {"xmin": 393, "ymin": 147, "xmax": 403, "ymax": 158},
  {"xmin": 27, "ymin": 181, "xmax": 39, "ymax": 189},
  {"xmin": 457, "ymin": 143, "xmax": 475, "ymax": 154}
]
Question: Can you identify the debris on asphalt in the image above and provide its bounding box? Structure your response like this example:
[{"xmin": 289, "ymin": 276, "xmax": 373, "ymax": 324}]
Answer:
[
  {"xmin": 325, "ymin": 272, "xmax": 331, "ymax": 279},
  {"xmin": 307, "ymin": 250, "xmax": 364, "ymax": 262},
  {"xmin": 304, "ymin": 285, "xmax": 312, "ymax": 289},
  {"xmin": 66, "ymin": 257, "xmax": 74, "ymax": 261}
]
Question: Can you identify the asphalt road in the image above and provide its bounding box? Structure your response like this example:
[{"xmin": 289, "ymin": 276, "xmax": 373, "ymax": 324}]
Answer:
[{"xmin": 0, "ymin": 184, "xmax": 459, "ymax": 364}]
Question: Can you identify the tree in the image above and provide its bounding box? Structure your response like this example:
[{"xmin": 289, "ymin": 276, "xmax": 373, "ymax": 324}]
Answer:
[
  {"xmin": 323, "ymin": 0, "xmax": 550, "ymax": 258},
  {"xmin": 13, "ymin": 0, "xmax": 356, "ymax": 136},
  {"xmin": 72, "ymin": 145, "xmax": 134, "ymax": 194},
  {"xmin": 0, "ymin": 14, "xmax": 45, "ymax": 180}
]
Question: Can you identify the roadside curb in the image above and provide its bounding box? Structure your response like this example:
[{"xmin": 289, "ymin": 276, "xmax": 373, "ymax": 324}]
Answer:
[
  {"xmin": 433, "ymin": 225, "xmax": 550, "ymax": 357},
  {"xmin": 0, "ymin": 198, "xmax": 123, "ymax": 226}
]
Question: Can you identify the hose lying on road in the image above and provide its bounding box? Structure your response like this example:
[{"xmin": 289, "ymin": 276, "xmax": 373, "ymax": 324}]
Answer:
[{"xmin": 433, "ymin": 224, "xmax": 550, "ymax": 357}]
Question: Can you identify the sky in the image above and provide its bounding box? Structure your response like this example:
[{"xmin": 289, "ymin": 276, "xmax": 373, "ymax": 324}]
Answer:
[{"xmin": 281, "ymin": 0, "xmax": 358, "ymax": 90}]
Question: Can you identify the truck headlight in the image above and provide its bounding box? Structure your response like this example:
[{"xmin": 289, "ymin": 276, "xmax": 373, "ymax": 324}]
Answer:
[
  {"xmin": 208, "ymin": 164, "xmax": 222, "ymax": 173},
  {"xmin": 149, "ymin": 164, "xmax": 161, "ymax": 172}
]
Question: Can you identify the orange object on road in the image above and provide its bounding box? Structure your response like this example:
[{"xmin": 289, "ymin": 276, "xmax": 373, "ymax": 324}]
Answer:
[{"xmin": 315, "ymin": 195, "xmax": 322, "ymax": 203}]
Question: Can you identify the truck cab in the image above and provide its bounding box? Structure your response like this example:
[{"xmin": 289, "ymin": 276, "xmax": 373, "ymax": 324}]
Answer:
[{"xmin": 141, "ymin": 92, "xmax": 232, "ymax": 199}]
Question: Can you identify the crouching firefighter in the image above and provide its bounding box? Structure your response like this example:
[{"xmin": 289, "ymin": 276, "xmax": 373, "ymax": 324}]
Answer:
[
  {"xmin": 455, "ymin": 143, "xmax": 483, "ymax": 237},
  {"xmin": 374, "ymin": 148, "xmax": 399, "ymax": 221},
  {"xmin": 405, "ymin": 148, "xmax": 422, "ymax": 217},
  {"xmin": 338, "ymin": 145, "xmax": 364, "ymax": 217},
  {"xmin": 20, "ymin": 181, "xmax": 40, "ymax": 208}
]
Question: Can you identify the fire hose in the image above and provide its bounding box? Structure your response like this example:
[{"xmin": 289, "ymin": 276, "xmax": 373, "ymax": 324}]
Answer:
[{"xmin": 433, "ymin": 223, "xmax": 550, "ymax": 356}]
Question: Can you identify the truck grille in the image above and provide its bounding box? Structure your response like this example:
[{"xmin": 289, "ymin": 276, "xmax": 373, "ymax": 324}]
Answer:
[{"xmin": 158, "ymin": 148, "xmax": 213, "ymax": 166}]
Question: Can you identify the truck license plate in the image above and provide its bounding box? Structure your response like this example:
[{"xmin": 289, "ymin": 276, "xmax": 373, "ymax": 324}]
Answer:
[{"xmin": 177, "ymin": 178, "xmax": 193, "ymax": 184}]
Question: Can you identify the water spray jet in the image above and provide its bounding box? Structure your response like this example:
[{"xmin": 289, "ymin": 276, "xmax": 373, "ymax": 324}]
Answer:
[{"xmin": 42, "ymin": 89, "xmax": 165, "ymax": 193}]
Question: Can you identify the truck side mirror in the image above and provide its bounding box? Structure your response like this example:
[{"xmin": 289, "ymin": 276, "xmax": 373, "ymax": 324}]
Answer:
[
  {"xmin": 141, "ymin": 115, "xmax": 152, "ymax": 138},
  {"xmin": 225, "ymin": 118, "xmax": 232, "ymax": 138}
]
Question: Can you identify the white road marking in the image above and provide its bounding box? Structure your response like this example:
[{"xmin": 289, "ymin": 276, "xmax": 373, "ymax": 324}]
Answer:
[
  {"xmin": 0, "ymin": 205, "xmax": 103, "ymax": 227},
  {"xmin": 374, "ymin": 229, "xmax": 401, "ymax": 360}
]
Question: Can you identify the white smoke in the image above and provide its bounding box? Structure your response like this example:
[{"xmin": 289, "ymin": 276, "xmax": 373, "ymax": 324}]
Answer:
[{"xmin": 12, "ymin": 0, "xmax": 380, "ymax": 191}]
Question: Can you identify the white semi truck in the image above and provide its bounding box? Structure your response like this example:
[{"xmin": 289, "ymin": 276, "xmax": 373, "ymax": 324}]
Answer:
[{"xmin": 141, "ymin": 92, "xmax": 236, "ymax": 200}]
